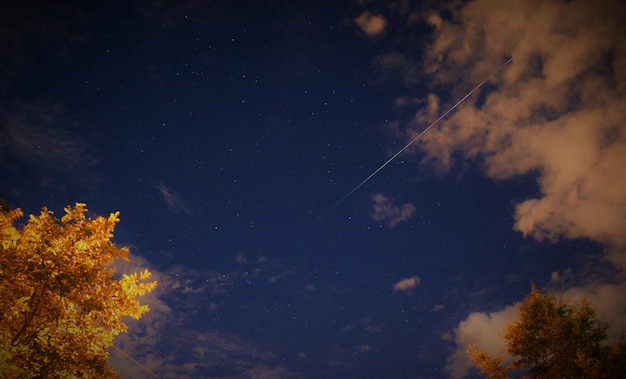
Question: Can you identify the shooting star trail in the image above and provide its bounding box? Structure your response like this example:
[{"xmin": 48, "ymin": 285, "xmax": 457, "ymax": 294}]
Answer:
[{"xmin": 318, "ymin": 58, "xmax": 512, "ymax": 221}]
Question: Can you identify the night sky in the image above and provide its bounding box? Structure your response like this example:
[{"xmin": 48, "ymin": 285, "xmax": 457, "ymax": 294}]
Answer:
[{"xmin": 2, "ymin": 1, "xmax": 625, "ymax": 378}]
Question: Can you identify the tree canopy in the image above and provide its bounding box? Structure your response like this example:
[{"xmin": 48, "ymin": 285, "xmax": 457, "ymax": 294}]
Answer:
[
  {"xmin": 0, "ymin": 203, "xmax": 156, "ymax": 378},
  {"xmin": 467, "ymin": 285, "xmax": 626, "ymax": 379}
]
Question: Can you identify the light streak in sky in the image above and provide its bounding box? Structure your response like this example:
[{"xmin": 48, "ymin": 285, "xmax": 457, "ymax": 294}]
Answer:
[{"xmin": 319, "ymin": 58, "xmax": 513, "ymax": 221}]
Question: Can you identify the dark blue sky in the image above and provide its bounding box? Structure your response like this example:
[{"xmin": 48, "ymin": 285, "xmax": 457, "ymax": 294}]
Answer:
[{"xmin": 2, "ymin": 1, "xmax": 624, "ymax": 378}]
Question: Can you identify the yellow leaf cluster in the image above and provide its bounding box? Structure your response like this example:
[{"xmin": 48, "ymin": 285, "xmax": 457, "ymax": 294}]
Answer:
[{"xmin": 0, "ymin": 203, "xmax": 157, "ymax": 378}]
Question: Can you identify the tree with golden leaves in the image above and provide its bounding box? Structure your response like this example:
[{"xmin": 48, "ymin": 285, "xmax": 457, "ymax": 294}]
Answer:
[
  {"xmin": 0, "ymin": 203, "xmax": 156, "ymax": 378},
  {"xmin": 467, "ymin": 285, "xmax": 626, "ymax": 379}
]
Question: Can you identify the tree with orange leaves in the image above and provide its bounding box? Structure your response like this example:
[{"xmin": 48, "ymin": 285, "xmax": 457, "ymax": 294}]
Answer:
[
  {"xmin": 467, "ymin": 285, "xmax": 626, "ymax": 379},
  {"xmin": 0, "ymin": 203, "xmax": 156, "ymax": 378}
]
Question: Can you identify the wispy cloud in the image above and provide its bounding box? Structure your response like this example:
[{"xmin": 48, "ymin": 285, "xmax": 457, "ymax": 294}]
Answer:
[
  {"xmin": 110, "ymin": 253, "xmax": 306, "ymax": 379},
  {"xmin": 393, "ymin": 275, "xmax": 421, "ymax": 293},
  {"xmin": 354, "ymin": 11, "xmax": 388, "ymax": 37},
  {"xmin": 0, "ymin": 100, "xmax": 100, "ymax": 199},
  {"xmin": 1, "ymin": 101, "xmax": 97, "ymax": 172},
  {"xmin": 370, "ymin": 193, "xmax": 416, "ymax": 228},
  {"xmin": 156, "ymin": 183, "xmax": 189, "ymax": 213}
]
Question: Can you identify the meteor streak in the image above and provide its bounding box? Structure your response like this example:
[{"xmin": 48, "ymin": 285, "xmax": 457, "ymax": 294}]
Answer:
[{"xmin": 318, "ymin": 58, "xmax": 512, "ymax": 220}]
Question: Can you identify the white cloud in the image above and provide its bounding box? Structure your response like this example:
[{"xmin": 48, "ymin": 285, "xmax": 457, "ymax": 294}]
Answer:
[
  {"xmin": 354, "ymin": 11, "xmax": 388, "ymax": 37},
  {"xmin": 444, "ymin": 305, "xmax": 517, "ymax": 379},
  {"xmin": 393, "ymin": 275, "xmax": 421, "ymax": 292},
  {"xmin": 414, "ymin": 0, "xmax": 626, "ymax": 263},
  {"xmin": 370, "ymin": 193, "xmax": 416, "ymax": 228}
]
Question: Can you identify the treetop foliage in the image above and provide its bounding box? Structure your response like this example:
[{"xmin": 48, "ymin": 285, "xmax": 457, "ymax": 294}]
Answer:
[
  {"xmin": 0, "ymin": 203, "xmax": 156, "ymax": 378},
  {"xmin": 467, "ymin": 285, "xmax": 626, "ymax": 379}
]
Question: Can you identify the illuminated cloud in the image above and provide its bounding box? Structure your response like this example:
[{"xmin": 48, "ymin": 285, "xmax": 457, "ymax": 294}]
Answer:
[
  {"xmin": 393, "ymin": 275, "xmax": 421, "ymax": 292},
  {"xmin": 109, "ymin": 253, "xmax": 305, "ymax": 379},
  {"xmin": 413, "ymin": 0, "xmax": 626, "ymax": 263},
  {"xmin": 432, "ymin": 304, "xmax": 445, "ymax": 312},
  {"xmin": 109, "ymin": 253, "xmax": 173, "ymax": 378},
  {"xmin": 354, "ymin": 11, "xmax": 387, "ymax": 37},
  {"xmin": 370, "ymin": 193, "xmax": 416, "ymax": 228},
  {"xmin": 156, "ymin": 183, "xmax": 189, "ymax": 213},
  {"xmin": 444, "ymin": 305, "xmax": 517, "ymax": 379}
]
